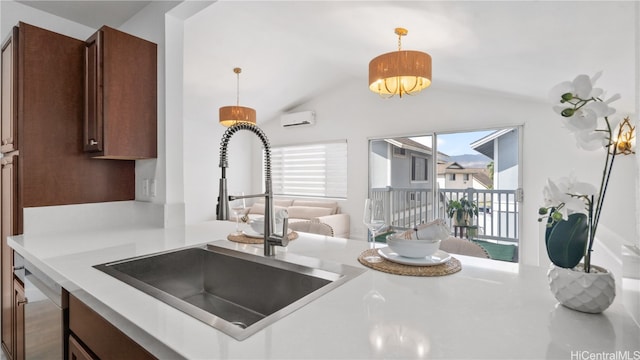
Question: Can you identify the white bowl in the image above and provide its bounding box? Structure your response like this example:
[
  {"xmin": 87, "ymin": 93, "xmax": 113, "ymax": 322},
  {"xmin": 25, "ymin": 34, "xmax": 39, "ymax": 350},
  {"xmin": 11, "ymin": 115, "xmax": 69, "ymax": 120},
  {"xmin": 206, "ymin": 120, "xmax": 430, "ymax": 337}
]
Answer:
[
  {"xmin": 249, "ymin": 217, "xmax": 282, "ymax": 234},
  {"xmin": 386, "ymin": 235, "xmax": 441, "ymax": 258}
]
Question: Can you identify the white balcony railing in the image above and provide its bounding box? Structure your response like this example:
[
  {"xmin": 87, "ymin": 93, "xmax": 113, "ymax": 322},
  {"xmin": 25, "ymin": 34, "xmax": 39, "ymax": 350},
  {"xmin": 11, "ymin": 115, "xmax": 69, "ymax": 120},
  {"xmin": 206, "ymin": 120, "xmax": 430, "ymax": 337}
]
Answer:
[{"xmin": 370, "ymin": 187, "xmax": 519, "ymax": 244}]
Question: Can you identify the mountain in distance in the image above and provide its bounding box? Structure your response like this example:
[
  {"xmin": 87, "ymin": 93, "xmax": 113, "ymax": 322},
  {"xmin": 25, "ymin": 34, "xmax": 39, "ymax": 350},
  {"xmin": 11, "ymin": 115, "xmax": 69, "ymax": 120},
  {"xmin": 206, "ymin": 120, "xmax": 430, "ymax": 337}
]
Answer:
[{"xmin": 447, "ymin": 154, "xmax": 492, "ymax": 169}]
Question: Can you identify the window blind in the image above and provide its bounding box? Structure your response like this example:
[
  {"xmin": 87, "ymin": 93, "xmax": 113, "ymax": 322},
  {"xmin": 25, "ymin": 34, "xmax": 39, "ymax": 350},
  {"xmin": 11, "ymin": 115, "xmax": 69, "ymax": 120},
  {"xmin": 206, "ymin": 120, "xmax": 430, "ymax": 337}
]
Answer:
[{"xmin": 270, "ymin": 141, "xmax": 347, "ymax": 198}]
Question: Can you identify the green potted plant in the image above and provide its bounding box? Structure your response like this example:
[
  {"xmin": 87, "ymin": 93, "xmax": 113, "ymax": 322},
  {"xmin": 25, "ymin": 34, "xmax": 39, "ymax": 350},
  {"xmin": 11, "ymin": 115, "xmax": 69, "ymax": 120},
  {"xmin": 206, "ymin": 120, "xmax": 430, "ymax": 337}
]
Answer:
[
  {"xmin": 538, "ymin": 72, "xmax": 635, "ymax": 313},
  {"xmin": 446, "ymin": 197, "xmax": 478, "ymax": 226}
]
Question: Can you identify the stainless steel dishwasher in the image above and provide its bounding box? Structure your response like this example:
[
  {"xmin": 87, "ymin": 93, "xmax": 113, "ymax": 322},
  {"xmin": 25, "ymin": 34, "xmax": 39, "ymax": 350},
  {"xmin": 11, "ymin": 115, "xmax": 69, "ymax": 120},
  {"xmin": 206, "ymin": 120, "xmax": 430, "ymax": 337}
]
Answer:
[{"xmin": 14, "ymin": 253, "xmax": 65, "ymax": 360}]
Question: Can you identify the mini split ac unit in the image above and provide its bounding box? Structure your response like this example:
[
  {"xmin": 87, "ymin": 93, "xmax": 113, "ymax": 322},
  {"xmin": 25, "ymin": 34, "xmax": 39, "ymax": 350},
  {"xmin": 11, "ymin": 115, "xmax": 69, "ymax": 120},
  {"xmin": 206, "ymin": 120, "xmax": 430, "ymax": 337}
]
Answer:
[{"xmin": 280, "ymin": 111, "xmax": 315, "ymax": 128}]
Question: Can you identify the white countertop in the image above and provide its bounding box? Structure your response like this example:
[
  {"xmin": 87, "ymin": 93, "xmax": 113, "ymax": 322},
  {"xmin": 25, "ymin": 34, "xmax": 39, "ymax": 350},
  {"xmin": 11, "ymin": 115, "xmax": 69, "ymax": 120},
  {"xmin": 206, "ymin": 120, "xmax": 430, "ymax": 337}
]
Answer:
[{"xmin": 9, "ymin": 221, "xmax": 640, "ymax": 359}]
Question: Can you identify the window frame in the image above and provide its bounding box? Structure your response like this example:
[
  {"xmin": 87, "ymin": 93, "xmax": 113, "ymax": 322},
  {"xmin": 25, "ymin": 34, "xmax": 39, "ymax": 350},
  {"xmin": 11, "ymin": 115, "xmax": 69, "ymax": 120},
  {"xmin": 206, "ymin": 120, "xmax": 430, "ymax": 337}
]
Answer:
[{"xmin": 410, "ymin": 155, "xmax": 429, "ymax": 183}]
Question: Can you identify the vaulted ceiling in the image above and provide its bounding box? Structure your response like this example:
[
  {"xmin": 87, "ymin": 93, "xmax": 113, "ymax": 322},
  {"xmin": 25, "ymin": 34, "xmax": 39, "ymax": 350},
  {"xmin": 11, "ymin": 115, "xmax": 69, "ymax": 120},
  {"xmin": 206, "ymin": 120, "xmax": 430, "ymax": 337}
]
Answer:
[
  {"xmin": 19, "ymin": 1, "xmax": 638, "ymax": 124},
  {"xmin": 185, "ymin": 1, "xmax": 637, "ymax": 123}
]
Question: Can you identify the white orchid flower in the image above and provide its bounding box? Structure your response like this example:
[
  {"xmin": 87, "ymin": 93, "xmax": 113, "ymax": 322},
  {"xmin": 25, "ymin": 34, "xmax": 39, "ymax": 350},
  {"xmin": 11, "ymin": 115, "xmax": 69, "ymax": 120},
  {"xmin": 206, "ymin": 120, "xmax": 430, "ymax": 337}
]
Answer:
[
  {"xmin": 573, "ymin": 129, "xmax": 608, "ymax": 151},
  {"xmin": 542, "ymin": 176, "xmax": 596, "ymax": 219},
  {"xmin": 550, "ymin": 72, "xmax": 619, "ymax": 152},
  {"xmin": 548, "ymin": 72, "xmax": 604, "ymax": 105},
  {"xmin": 563, "ymin": 173, "xmax": 598, "ymax": 197},
  {"xmin": 572, "ymin": 74, "xmax": 595, "ymax": 99},
  {"xmin": 588, "ymin": 101, "xmax": 616, "ymax": 118},
  {"xmin": 561, "ymin": 108, "xmax": 598, "ymax": 131},
  {"xmin": 603, "ymin": 92, "xmax": 621, "ymax": 106}
]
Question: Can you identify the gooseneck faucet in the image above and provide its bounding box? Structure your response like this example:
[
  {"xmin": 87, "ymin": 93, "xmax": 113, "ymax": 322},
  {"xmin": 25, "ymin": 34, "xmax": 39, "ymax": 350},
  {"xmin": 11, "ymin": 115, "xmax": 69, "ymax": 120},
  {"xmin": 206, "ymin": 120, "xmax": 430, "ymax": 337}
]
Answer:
[{"xmin": 216, "ymin": 123, "xmax": 289, "ymax": 256}]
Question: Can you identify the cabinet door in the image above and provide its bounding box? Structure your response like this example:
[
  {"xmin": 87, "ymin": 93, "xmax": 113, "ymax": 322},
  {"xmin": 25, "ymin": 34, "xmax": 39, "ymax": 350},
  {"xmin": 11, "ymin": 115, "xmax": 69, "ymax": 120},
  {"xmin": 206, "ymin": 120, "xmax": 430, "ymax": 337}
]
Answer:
[
  {"xmin": 69, "ymin": 294, "xmax": 156, "ymax": 360},
  {"xmin": 1, "ymin": 27, "xmax": 19, "ymax": 154},
  {"xmin": 18, "ymin": 22, "xmax": 135, "ymax": 206},
  {"xmin": 83, "ymin": 31, "xmax": 103, "ymax": 153},
  {"xmin": 14, "ymin": 278, "xmax": 25, "ymax": 360},
  {"xmin": 84, "ymin": 26, "xmax": 157, "ymax": 159},
  {"xmin": 69, "ymin": 335, "xmax": 97, "ymax": 360},
  {"xmin": 1, "ymin": 155, "xmax": 20, "ymax": 360}
]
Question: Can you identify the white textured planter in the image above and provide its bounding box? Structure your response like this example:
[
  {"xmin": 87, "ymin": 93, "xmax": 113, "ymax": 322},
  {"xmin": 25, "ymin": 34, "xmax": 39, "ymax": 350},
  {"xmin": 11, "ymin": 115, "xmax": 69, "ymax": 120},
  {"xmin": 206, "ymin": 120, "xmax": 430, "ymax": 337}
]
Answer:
[{"xmin": 547, "ymin": 263, "xmax": 616, "ymax": 313}]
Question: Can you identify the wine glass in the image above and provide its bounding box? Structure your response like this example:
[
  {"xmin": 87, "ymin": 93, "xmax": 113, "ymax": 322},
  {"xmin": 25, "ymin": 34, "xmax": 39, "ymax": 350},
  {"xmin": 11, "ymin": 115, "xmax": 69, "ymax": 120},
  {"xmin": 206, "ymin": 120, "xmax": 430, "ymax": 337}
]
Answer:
[
  {"xmin": 230, "ymin": 192, "xmax": 246, "ymax": 236},
  {"xmin": 363, "ymin": 198, "xmax": 386, "ymax": 263}
]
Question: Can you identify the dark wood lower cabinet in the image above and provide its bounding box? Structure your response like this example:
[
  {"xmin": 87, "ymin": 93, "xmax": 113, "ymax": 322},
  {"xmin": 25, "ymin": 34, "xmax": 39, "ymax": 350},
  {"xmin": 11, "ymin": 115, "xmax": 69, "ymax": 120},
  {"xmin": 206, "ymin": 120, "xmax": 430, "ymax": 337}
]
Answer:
[
  {"xmin": 1, "ymin": 154, "xmax": 20, "ymax": 360},
  {"xmin": 69, "ymin": 335, "xmax": 96, "ymax": 360},
  {"xmin": 14, "ymin": 278, "xmax": 25, "ymax": 360},
  {"xmin": 69, "ymin": 294, "xmax": 156, "ymax": 360},
  {"xmin": 1, "ymin": 254, "xmax": 15, "ymax": 359}
]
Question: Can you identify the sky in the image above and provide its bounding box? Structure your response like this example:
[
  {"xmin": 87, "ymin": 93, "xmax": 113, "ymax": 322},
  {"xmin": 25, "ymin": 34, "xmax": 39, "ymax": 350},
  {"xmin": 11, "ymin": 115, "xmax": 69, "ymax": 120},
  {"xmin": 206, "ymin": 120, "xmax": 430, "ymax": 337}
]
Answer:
[{"xmin": 412, "ymin": 130, "xmax": 494, "ymax": 156}]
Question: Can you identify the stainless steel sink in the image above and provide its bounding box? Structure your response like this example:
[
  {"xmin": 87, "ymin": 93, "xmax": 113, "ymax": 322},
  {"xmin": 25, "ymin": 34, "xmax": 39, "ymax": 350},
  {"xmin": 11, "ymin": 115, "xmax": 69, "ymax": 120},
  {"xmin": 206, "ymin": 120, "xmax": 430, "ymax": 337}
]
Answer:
[{"xmin": 94, "ymin": 243, "xmax": 364, "ymax": 340}]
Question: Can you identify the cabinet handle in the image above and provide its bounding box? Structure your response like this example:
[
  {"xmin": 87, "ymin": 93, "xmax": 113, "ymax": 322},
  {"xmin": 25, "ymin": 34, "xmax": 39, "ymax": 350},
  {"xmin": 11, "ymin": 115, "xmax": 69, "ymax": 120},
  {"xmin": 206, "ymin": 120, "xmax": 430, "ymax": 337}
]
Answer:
[
  {"xmin": 17, "ymin": 297, "xmax": 28, "ymax": 306},
  {"xmin": 89, "ymin": 139, "xmax": 98, "ymax": 145},
  {"xmin": 13, "ymin": 266, "xmax": 24, "ymax": 271}
]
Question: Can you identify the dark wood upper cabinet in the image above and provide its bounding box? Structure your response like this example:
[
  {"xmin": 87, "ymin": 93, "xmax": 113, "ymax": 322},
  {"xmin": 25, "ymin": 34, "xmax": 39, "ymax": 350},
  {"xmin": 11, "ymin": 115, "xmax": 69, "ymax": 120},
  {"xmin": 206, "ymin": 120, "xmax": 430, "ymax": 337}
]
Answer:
[
  {"xmin": 84, "ymin": 33, "xmax": 102, "ymax": 154},
  {"xmin": 1, "ymin": 28, "xmax": 19, "ymax": 154},
  {"xmin": 16, "ymin": 23, "xmax": 135, "ymax": 207},
  {"xmin": 84, "ymin": 26, "xmax": 157, "ymax": 160}
]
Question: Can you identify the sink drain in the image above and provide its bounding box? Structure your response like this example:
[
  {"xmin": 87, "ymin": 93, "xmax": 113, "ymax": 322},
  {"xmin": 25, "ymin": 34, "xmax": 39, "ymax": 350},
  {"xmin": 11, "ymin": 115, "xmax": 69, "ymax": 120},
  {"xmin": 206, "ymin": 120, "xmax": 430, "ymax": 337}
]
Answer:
[{"xmin": 231, "ymin": 321, "xmax": 248, "ymax": 329}]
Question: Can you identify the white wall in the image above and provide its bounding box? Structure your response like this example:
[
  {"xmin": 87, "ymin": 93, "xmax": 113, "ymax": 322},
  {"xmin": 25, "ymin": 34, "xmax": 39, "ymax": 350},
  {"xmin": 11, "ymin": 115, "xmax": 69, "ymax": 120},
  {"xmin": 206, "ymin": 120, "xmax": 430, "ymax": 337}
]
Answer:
[
  {"xmin": 176, "ymin": 2, "xmax": 638, "ymax": 268},
  {"xmin": 118, "ymin": 1, "xmax": 187, "ymax": 227},
  {"xmin": 181, "ymin": 6, "xmax": 258, "ymax": 225},
  {"xmin": 251, "ymin": 81, "xmax": 637, "ymax": 267},
  {"xmin": 181, "ymin": 83, "xmax": 257, "ymax": 224}
]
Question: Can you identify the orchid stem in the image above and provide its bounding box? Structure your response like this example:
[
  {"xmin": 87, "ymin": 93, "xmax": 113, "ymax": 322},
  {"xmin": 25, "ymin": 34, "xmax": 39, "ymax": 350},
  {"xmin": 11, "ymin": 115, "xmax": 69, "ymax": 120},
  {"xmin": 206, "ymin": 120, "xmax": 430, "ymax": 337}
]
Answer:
[
  {"xmin": 588, "ymin": 117, "xmax": 618, "ymax": 273},
  {"xmin": 585, "ymin": 195, "xmax": 594, "ymax": 273}
]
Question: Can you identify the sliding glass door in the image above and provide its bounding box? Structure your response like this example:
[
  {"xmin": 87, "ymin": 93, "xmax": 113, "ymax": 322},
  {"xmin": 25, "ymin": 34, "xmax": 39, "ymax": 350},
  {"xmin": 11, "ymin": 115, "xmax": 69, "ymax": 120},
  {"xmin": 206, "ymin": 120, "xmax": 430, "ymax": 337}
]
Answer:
[
  {"xmin": 368, "ymin": 127, "xmax": 522, "ymax": 262},
  {"xmin": 368, "ymin": 135, "xmax": 436, "ymax": 229}
]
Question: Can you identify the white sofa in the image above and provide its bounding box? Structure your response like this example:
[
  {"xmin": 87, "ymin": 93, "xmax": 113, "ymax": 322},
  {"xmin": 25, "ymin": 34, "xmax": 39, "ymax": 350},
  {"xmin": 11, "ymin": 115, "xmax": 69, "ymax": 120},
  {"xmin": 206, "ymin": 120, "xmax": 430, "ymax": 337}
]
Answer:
[{"xmin": 242, "ymin": 199, "xmax": 350, "ymax": 238}]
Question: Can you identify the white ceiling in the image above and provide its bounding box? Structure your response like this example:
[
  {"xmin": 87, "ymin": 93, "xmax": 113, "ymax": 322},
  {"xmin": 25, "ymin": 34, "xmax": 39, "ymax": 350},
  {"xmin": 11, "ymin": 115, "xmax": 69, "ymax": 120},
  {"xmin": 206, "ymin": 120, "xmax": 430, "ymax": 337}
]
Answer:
[
  {"xmin": 16, "ymin": 1, "xmax": 153, "ymax": 29},
  {"xmin": 183, "ymin": 1, "xmax": 637, "ymax": 124},
  {"xmin": 20, "ymin": 1, "xmax": 638, "ymax": 124}
]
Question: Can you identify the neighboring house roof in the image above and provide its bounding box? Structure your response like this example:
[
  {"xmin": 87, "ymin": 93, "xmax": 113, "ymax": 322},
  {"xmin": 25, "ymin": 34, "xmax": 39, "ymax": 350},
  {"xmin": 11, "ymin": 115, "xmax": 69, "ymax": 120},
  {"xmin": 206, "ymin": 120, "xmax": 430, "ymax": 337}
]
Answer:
[
  {"xmin": 472, "ymin": 170, "xmax": 493, "ymax": 188},
  {"xmin": 446, "ymin": 168, "xmax": 487, "ymax": 174},
  {"xmin": 436, "ymin": 162, "xmax": 493, "ymax": 188},
  {"xmin": 385, "ymin": 138, "xmax": 449, "ymax": 159},
  {"xmin": 437, "ymin": 162, "xmax": 464, "ymax": 175},
  {"xmin": 438, "ymin": 161, "xmax": 478, "ymax": 175},
  {"xmin": 469, "ymin": 128, "xmax": 515, "ymax": 159}
]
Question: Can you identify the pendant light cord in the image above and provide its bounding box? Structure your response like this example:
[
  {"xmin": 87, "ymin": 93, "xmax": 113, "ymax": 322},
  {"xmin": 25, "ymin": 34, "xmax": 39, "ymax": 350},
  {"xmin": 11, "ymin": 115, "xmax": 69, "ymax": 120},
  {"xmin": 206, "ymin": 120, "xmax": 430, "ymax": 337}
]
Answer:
[{"xmin": 233, "ymin": 67, "xmax": 242, "ymax": 107}]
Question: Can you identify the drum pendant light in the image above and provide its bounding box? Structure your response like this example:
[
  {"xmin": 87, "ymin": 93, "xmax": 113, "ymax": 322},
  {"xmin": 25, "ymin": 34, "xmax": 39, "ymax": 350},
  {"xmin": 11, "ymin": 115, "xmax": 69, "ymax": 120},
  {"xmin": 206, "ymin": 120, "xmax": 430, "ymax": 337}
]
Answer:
[
  {"xmin": 369, "ymin": 28, "xmax": 432, "ymax": 98},
  {"xmin": 219, "ymin": 67, "xmax": 256, "ymax": 126}
]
